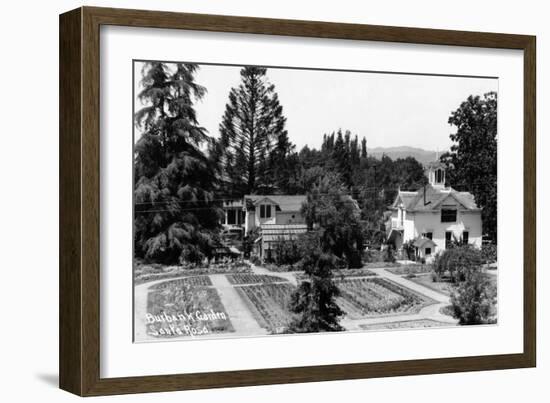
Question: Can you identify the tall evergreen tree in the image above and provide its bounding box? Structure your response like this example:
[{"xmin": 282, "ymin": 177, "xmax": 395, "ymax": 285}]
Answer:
[
  {"xmin": 134, "ymin": 62, "xmax": 222, "ymax": 264},
  {"xmin": 361, "ymin": 136, "xmax": 368, "ymax": 158},
  {"xmin": 218, "ymin": 66, "xmax": 288, "ymax": 195}
]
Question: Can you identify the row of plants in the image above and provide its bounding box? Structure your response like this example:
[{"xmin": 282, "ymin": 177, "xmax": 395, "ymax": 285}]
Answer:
[
  {"xmin": 226, "ymin": 274, "xmax": 288, "ymax": 285},
  {"xmin": 385, "ymin": 264, "xmax": 432, "ymax": 276},
  {"xmin": 149, "ymin": 275, "xmax": 212, "ymax": 290},
  {"xmin": 360, "ymin": 319, "xmax": 453, "ymax": 331},
  {"xmin": 336, "ymin": 277, "xmax": 430, "ymax": 317},
  {"xmin": 134, "ymin": 260, "xmax": 252, "ymax": 285},
  {"xmin": 235, "ymin": 283, "xmax": 296, "ymax": 333},
  {"xmin": 295, "ymin": 268, "xmax": 376, "ymax": 282}
]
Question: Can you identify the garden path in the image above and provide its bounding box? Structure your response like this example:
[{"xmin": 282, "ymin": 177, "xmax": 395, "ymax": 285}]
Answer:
[{"xmin": 209, "ymin": 274, "xmax": 268, "ymax": 336}]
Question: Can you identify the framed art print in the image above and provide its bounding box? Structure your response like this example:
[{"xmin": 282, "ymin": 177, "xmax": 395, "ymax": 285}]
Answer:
[{"xmin": 59, "ymin": 6, "xmax": 536, "ymax": 396}]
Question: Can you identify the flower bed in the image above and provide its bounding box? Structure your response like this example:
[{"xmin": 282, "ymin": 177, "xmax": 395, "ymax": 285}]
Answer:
[
  {"xmin": 235, "ymin": 283, "xmax": 296, "ymax": 333},
  {"xmin": 360, "ymin": 319, "xmax": 455, "ymax": 331},
  {"xmin": 146, "ymin": 279, "xmax": 233, "ymax": 338},
  {"xmin": 385, "ymin": 264, "xmax": 433, "ymax": 276},
  {"xmin": 135, "ymin": 261, "xmax": 251, "ymax": 285},
  {"xmin": 294, "ymin": 268, "xmax": 376, "ymax": 282},
  {"xmin": 149, "ymin": 275, "xmax": 212, "ymax": 290},
  {"xmin": 336, "ymin": 277, "xmax": 434, "ymax": 319},
  {"xmin": 226, "ymin": 274, "xmax": 289, "ymax": 285}
]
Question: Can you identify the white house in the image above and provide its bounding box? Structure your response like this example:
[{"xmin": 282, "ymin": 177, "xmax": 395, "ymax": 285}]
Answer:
[
  {"xmin": 242, "ymin": 195, "xmax": 307, "ymax": 235},
  {"xmin": 386, "ymin": 161, "xmax": 482, "ymax": 261}
]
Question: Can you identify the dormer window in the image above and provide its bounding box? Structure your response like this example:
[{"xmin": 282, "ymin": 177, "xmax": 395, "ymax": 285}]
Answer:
[{"xmin": 260, "ymin": 204, "xmax": 272, "ymax": 219}]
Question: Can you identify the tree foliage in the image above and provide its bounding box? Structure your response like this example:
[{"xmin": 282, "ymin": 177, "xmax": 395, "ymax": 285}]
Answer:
[
  {"xmin": 134, "ymin": 62, "xmax": 222, "ymax": 264},
  {"xmin": 217, "ymin": 66, "xmax": 291, "ymax": 195},
  {"xmin": 301, "ymin": 171, "xmax": 364, "ymax": 268},
  {"xmin": 288, "ymin": 232, "xmax": 344, "ymax": 333},
  {"xmin": 441, "ymin": 92, "xmax": 497, "ymax": 241}
]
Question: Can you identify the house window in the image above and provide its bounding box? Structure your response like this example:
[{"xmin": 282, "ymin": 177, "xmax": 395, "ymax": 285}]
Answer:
[
  {"xmin": 445, "ymin": 231, "xmax": 453, "ymax": 248},
  {"xmin": 227, "ymin": 209, "xmax": 236, "ymax": 225},
  {"xmin": 441, "ymin": 209, "xmax": 457, "ymax": 223},
  {"xmin": 462, "ymin": 231, "xmax": 469, "ymax": 244},
  {"xmin": 422, "ymin": 232, "xmax": 433, "ymax": 240},
  {"xmin": 435, "ymin": 169, "xmax": 444, "ymax": 183},
  {"xmin": 260, "ymin": 204, "xmax": 272, "ymax": 219},
  {"xmin": 425, "ymin": 247, "xmax": 432, "ymax": 256}
]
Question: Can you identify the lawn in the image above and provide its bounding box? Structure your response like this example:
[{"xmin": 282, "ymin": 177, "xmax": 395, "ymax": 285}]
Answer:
[
  {"xmin": 408, "ymin": 272, "xmax": 497, "ymax": 297},
  {"xmin": 336, "ymin": 277, "xmax": 435, "ymax": 319},
  {"xmin": 407, "ymin": 274, "xmax": 456, "ymax": 296},
  {"xmin": 146, "ymin": 278, "xmax": 234, "ymax": 338},
  {"xmin": 235, "ymin": 283, "xmax": 296, "ymax": 333}
]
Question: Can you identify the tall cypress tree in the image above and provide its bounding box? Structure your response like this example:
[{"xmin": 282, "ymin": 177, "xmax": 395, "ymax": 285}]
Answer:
[
  {"xmin": 134, "ymin": 62, "xmax": 222, "ymax": 264},
  {"xmin": 218, "ymin": 66, "xmax": 288, "ymax": 196}
]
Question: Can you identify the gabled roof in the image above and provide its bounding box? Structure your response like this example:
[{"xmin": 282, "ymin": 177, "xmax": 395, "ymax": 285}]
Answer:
[
  {"xmin": 244, "ymin": 195, "xmax": 307, "ymax": 212},
  {"xmin": 392, "ymin": 184, "xmax": 480, "ymax": 212}
]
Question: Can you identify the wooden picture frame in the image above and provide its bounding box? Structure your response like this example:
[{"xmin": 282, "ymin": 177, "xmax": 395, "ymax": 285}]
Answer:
[{"xmin": 59, "ymin": 6, "xmax": 536, "ymax": 396}]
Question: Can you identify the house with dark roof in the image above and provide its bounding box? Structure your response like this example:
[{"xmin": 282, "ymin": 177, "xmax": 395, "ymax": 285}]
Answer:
[{"xmin": 386, "ymin": 160, "xmax": 482, "ymax": 261}]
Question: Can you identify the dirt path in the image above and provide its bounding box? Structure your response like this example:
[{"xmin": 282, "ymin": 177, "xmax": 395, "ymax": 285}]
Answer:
[{"xmin": 209, "ymin": 274, "xmax": 267, "ymax": 335}]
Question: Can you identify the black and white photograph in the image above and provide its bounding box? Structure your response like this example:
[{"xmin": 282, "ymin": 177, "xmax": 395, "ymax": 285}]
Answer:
[{"xmin": 132, "ymin": 61, "xmax": 498, "ymax": 342}]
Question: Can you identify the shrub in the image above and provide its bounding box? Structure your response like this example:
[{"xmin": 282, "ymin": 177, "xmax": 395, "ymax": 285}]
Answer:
[
  {"xmin": 363, "ymin": 248, "xmax": 383, "ymax": 263},
  {"xmin": 481, "ymin": 243, "xmax": 497, "ymax": 264},
  {"xmin": 450, "ymin": 271, "xmax": 497, "ymax": 325},
  {"xmin": 383, "ymin": 245, "xmax": 396, "ymax": 263},
  {"xmin": 270, "ymin": 239, "xmax": 301, "ymax": 266},
  {"xmin": 250, "ymin": 254, "xmax": 262, "ymax": 266},
  {"xmin": 433, "ymin": 244, "xmax": 484, "ymax": 283},
  {"xmin": 403, "ymin": 240, "xmax": 416, "ymax": 261}
]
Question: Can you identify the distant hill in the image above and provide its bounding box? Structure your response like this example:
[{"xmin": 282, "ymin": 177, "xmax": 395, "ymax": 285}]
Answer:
[{"xmin": 367, "ymin": 146, "xmax": 445, "ymax": 166}]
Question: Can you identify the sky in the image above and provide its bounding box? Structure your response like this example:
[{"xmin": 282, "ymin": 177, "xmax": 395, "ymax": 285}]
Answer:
[{"xmin": 134, "ymin": 62, "xmax": 497, "ymax": 152}]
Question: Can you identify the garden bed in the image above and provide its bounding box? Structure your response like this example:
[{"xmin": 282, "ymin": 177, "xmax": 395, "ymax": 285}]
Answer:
[
  {"xmin": 407, "ymin": 274, "xmax": 456, "ymax": 296},
  {"xmin": 360, "ymin": 319, "xmax": 455, "ymax": 331},
  {"xmin": 149, "ymin": 275, "xmax": 212, "ymax": 289},
  {"xmin": 145, "ymin": 279, "xmax": 233, "ymax": 338},
  {"xmin": 385, "ymin": 264, "xmax": 433, "ymax": 276},
  {"xmin": 235, "ymin": 283, "xmax": 296, "ymax": 333},
  {"xmin": 226, "ymin": 273, "xmax": 289, "ymax": 285},
  {"xmin": 336, "ymin": 277, "xmax": 435, "ymax": 319},
  {"xmin": 295, "ymin": 268, "xmax": 376, "ymax": 282},
  {"xmin": 135, "ymin": 260, "xmax": 251, "ymax": 284}
]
